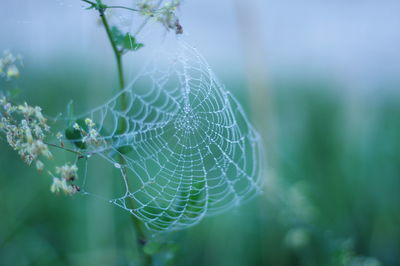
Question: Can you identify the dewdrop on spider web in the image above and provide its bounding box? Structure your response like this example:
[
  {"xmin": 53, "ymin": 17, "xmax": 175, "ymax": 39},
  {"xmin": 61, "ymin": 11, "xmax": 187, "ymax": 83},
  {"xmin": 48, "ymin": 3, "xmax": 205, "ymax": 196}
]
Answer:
[
  {"xmin": 63, "ymin": 42, "xmax": 265, "ymax": 231},
  {"xmin": 61, "ymin": 40, "xmax": 265, "ymax": 232}
]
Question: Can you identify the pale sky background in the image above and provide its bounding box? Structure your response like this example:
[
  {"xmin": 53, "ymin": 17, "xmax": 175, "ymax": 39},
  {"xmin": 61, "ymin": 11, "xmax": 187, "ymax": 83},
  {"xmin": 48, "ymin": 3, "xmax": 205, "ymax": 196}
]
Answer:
[{"xmin": 0, "ymin": 0, "xmax": 399, "ymax": 91}]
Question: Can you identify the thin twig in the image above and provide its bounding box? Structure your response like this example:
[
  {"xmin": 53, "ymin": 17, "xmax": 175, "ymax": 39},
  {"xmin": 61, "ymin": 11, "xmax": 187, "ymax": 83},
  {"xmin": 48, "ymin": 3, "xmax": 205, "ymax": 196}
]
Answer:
[
  {"xmin": 45, "ymin": 142, "xmax": 84, "ymax": 156},
  {"xmin": 106, "ymin": 5, "xmax": 140, "ymax": 12},
  {"xmin": 134, "ymin": 0, "xmax": 163, "ymax": 36}
]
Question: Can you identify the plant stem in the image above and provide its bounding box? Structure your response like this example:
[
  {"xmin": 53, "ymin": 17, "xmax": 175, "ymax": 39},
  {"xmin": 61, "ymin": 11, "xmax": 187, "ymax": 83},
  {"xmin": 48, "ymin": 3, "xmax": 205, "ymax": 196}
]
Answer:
[
  {"xmin": 134, "ymin": 0, "xmax": 163, "ymax": 36},
  {"xmin": 96, "ymin": 2, "xmax": 152, "ymax": 265},
  {"xmin": 99, "ymin": 11, "xmax": 124, "ymax": 88},
  {"xmin": 81, "ymin": 0, "xmax": 96, "ymax": 6},
  {"xmin": 106, "ymin": 5, "xmax": 140, "ymax": 12},
  {"xmin": 45, "ymin": 142, "xmax": 84, "ymax": 156},
  {"xmin": 98, "ymin": 7, "xmax": 127, "ymax": 130}
]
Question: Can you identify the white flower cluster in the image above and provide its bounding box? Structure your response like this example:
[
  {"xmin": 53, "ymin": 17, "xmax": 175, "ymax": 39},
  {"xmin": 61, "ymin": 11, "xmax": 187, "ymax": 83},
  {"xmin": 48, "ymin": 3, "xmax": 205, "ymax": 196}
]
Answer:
[
  {"xmin": 73, "ymin": 118, "xmax": 104, "ymax": 147},
  {"xmin": 50, "ymin": 163, "xmax": 80, "ymax": 195},
  {"xmin": 47, "ymin": 118, "xmax": 106, "ymax": 195},
  {"xmin": 0, "ymin": 50, "xmax": 22, "ymax": 80},
  {"xmin": 0, "ymin": 50, "xmax": 82, "ymax": 196},
  {"xmin": 0, "ymin": 97, "xmax": 52, "ymax": 171},
  {"xmin": 138, "ymin": 0, "xmax": 182, "ymax": 34}
]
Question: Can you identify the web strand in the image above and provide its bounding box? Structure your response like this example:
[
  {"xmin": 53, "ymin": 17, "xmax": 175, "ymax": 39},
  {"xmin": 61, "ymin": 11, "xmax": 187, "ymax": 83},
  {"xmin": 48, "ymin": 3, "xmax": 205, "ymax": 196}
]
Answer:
[{"xmin": 66, "ymin": 41, "xmax": 264, "ymax": 232}]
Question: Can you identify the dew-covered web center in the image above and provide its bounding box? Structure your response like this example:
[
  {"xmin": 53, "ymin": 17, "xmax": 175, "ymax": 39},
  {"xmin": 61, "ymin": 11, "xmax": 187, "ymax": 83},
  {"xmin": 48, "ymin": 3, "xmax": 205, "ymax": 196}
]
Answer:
[{"xmin": 66, "ymin": 41, "xmax": 264, "ymax": 232}]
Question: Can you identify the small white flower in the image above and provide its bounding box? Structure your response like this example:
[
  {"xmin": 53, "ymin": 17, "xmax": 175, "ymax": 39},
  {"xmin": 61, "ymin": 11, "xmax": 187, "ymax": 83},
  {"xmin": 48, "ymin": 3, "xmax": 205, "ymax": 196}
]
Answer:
[
  {"xmin": 50, "ymin": 177, "xmax": 62, "ymax": 193},
  {"xmin": 6, "ymin": 64, "xmax": 19, "ymax": 79},
  {"xmin": 0, "ymin": 50, "xmax": 22, "ymax": 80},
  {"xmin": 73, "ymin": 123, "xmax": 81, "ymax": 130},
  {"xmin": 56, "ymin": 163, "xmax": 78, "ymax": 181},
  {"xmin": 56, "ymin": 132, "xmax": 63, "ymax": 140},
  {"xmin": 85, "ymin": 118, "xmax": 95, "ymax": 127},
  {"xmin": 3, "ymin": 103, "xmax": 12, "ymax": 112},
  {"xmin": 50, "ymin": 163, "xmax": 80, "ymax": 195},
  {"xmin": 36, "ymin": 160, "xmax": 44, "ymax": 172}
]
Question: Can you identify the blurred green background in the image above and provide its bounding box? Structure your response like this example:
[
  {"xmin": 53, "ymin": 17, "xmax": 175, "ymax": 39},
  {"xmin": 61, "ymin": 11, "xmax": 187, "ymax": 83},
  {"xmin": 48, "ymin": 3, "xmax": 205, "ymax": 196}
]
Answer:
[
  {"xmin": 1, "ymin": 0, "xmax": 400, "ymax": 265},
  {"xmin": 1, "ymin": 63, "xmax": 399, "ymax": 266}
]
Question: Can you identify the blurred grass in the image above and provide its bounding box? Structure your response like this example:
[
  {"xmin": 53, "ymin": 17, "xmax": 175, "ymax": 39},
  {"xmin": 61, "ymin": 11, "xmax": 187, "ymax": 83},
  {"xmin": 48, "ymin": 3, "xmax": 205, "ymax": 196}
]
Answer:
[{"xmin": 0, "ymin": 61, "xmax": 399, "ymax": 266}]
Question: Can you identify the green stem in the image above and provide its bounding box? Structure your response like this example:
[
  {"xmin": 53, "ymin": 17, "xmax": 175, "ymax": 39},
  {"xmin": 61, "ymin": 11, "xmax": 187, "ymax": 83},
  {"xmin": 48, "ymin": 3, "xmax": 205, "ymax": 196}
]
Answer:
[
  {"xmin": 98, "ymin": 7, "xmax": 127, "ymax": 133},
  {"xmin": 81, "ymin": 0, "xmax": 158, "ymax": 14},
  {"xmin": 106, "ymin": 5, "xmax": 140, "ymax": 12},
  {"xmin": 81, "ymin": 0, "xmax": 96, "ymax": 6},
  {"xmin": 95, "ymin": 1, "xmax": 152, "ymax": 265},
  {"xmin": 99, "ymin": 10, "xmax": 123, "ymax": 87}
]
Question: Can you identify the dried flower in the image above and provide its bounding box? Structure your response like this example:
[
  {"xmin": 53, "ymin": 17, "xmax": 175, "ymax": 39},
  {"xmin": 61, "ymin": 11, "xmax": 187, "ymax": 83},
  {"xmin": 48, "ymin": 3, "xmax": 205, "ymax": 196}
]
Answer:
[
  {"xmin": 84, "ymin": 118, "xmax": 95, "ymax": 127},
  {"xmin": 0, "ymin": 50, "xmax": 22, "ymax": 80},
  {"xmin": 0, "ymin": 97, "xmax": 52, "ymax": 168},
  {"xmin": 74, "ymin": 117, "xmax": 104, "ymax": 147},
  {"xmin": 50, "ymin": 163, "xmax": 80, "ymax": 195},
  {"xmin": 137, "ymin": 0, "xmax": 182, "ymax": 34},
  {"xmin": 73, "ymin": 122, "xmax": 81, "ymax": 130},
  {"xmin": 36, "ymin": 160, "xmax": 44, "ymax": 172},
  {"xmin": 56, "ymin": 132, "xmax": 63, "ymax": 140},
  {"xmin": 56, "ymin": 163, "xmax": 78, "ymax": 181},
  {"xmin": 50, "ymin": 177, "xmax": 79, "ymax": 195}
]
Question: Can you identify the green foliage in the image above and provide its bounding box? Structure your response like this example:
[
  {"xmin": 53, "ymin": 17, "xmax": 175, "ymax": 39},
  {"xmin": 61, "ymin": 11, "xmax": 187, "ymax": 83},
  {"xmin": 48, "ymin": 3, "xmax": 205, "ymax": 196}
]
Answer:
[
  {"xmin": 111, "ymin": 26, "xmax": 144, "ymax": 52},
  {"xmin": 117, "ymin": 145, "xmax": 134, "ymax": 155},
  {"xmin": 65, "ymin": 118, "xmax": 87, "ymax": 149},
  {"xmin": 143, "ymin": 241, "xmax": 162, "ymax": 255},
  {"xmin": 82, "ymin": 0, "xmax": 106, "ymax": 10},
  {"xmin": 2, "ymin": 46, "xmax": 400, "ymax": 265},
  {"xmin": 143, "ymin": 239, "xmax": 180, "ymax": 265}
]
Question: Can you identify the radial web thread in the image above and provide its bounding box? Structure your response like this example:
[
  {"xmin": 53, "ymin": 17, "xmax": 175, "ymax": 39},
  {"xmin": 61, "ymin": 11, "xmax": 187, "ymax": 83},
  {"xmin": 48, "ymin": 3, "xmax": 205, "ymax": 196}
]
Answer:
[{"xmin": 71, "ymin": 42, "xmax": 264, "ymax": 231}]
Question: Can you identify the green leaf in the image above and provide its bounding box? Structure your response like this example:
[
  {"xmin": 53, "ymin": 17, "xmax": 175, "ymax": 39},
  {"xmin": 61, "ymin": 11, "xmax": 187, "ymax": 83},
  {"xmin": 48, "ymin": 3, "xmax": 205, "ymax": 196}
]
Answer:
[
  {"xmin": 117, "ymin": 145, "xmax": 133, "ymax": 155},
  {"xmin": 111, "ymin": 26, "xmax": 125, "ymax": 45},
  {"xmin": 95, "ymin": 0, "xmax": 107, "ymax": 10},
  {"xmin": 65, "ymin": 117, "xmax": 109, "ymax": 150},
  {"xmin": 122, "ymin": 34, "xmax": 144, "ymax": 51},
  {"xmin": 165, "ymin": 243, "xmax": 180, "ymax": 254},
  {"xmin": 110, "ymin": 26, "xmax": 144, "ymax": 52},
  {"xmin": 65, "ymin": 118, "xmax": 87, "ymax": 150},
  {"xmin": 143, "ymin": 241, "xmax": 162, "ymax": 255},
  {"xmin": 82, "ymin": 0, "xmax": 97, "ymax": 10},
  {"xmin": 85, "ymin": 4, "xmax": 96, "ymax": 10},
  {"xmin": 64, "ymin": 102, "xmax": 88, "ymax": 149}
]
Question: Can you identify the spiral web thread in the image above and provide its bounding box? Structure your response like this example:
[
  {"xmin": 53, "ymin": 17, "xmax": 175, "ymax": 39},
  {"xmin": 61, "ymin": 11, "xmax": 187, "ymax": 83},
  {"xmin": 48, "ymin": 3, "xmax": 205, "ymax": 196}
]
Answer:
[{"xmin": 72, "ymin": 42, "xmax": 264, "ymax": 231}]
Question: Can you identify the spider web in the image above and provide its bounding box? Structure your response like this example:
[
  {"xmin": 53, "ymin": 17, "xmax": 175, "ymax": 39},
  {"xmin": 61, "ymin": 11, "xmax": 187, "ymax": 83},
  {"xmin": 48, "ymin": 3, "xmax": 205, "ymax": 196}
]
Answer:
[{"xmin": 67, "ymin": 41, "xmax": 264, "ymax": 232}]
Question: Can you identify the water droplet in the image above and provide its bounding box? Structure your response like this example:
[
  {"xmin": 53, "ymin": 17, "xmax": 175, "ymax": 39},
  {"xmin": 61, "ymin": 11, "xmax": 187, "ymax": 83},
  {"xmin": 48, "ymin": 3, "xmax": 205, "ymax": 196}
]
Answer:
[{"xmin": 114, "ymin": 163, "xmax": 121, "ymax": 169}]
